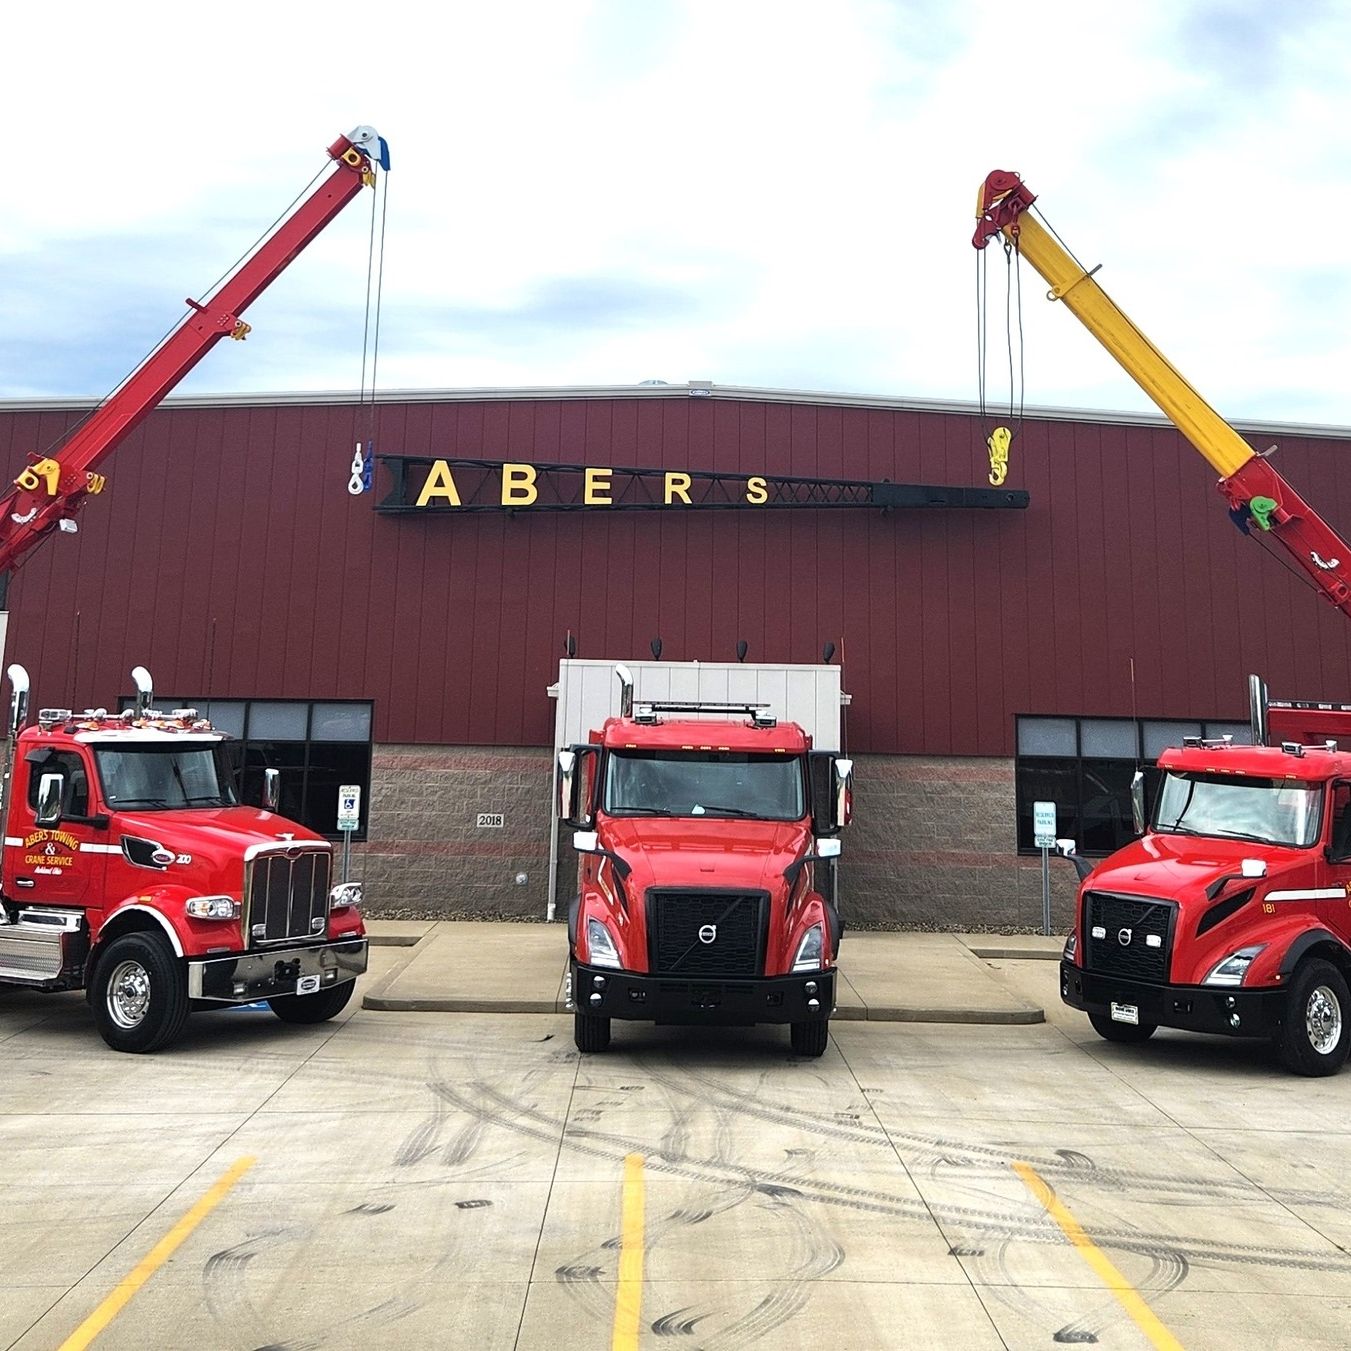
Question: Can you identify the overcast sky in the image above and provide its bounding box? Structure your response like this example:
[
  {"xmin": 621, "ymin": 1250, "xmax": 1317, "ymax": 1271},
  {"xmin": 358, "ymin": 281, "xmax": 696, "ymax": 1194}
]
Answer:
[{"xmin": 6, "ymin": 0, "xmax": 1351, "ymax": 428}]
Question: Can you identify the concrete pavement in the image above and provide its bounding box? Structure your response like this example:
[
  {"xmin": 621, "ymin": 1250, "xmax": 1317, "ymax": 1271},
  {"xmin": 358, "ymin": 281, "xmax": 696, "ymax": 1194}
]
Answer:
[{"xmin": 362, "ymin": 920, "xmax": 1058, "ymax": 1024}]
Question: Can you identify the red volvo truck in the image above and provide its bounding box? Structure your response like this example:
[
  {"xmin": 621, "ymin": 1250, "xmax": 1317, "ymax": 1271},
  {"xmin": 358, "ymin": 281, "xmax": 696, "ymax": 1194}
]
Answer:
[
  {"xmin": 557, "ymin": 666, "xmax": 852, "ymax": 1056},
  {"xmin": 1059, "ymin": 680, "xmax": 1351, "ymax": 1074},
  {"xmin": 0, "ymin": 666, "xmax": 367, "ymax": 1052},
  {"xmin": 972, "ymin": 174, "xmax": 1351, "ymax": 1073}
]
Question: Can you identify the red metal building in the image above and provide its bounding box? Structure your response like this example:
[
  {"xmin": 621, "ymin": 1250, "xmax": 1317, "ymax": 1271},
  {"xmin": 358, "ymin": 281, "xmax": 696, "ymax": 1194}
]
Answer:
[{"xmin": 2, "ymin": 383, "xmax": 1350, "ymax": 925}]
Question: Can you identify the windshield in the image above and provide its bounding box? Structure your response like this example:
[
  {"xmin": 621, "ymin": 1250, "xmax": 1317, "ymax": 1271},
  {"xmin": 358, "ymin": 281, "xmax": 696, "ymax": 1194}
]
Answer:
[
  {"xmin": 1153, "ymin": 771, "xmax": 1322, "ymax": 848},
  {"xmin": 604, "ymin": 750, "xmax": 805, "ymax": 821},
  {"xmin": 94, "ymin": 744, "xmax": 239, "ymax": 811}
]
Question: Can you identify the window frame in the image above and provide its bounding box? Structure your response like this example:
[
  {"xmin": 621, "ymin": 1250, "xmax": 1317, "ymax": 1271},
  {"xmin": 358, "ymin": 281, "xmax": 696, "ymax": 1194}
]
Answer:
[
  {"xmin": 117, "ymin": 695, "xmax": 374, "ymax": 841},
  {"xmin": 1014, "ymin": 713, "xmax": 1251, "ymax": 857}
]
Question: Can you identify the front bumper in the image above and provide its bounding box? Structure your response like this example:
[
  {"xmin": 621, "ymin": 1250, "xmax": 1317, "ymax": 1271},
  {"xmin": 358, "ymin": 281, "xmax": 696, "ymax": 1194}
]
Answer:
[
  {"xmin": 1060, "ymin": 962, "xmax": 1285, "ymax": 1039},
  {"xmin": 570, "ymin": 959, "xmax": 834, "ymax": 1025},
  {"xmin": 189, "ymin": 938, "xmax": 368, "ymax": 1003}
]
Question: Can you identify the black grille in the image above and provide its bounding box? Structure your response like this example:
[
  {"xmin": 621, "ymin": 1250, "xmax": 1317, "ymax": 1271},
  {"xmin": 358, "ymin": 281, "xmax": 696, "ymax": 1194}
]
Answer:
[
  {"xmin": 247, "ymin": 849, "xmax": 331, "ymax": 945},
  {"xmin": 1084, "ymin": 891, "xmax": 1174, "ymax": 982},
  {"xmin": 647, "ymin": 890, "xmax": 767, "ymax": 977}
]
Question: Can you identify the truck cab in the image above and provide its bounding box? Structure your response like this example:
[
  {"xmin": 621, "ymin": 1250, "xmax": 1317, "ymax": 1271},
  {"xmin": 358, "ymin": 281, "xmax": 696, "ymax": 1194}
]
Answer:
[
  {"xmin": 558, "ymin": 666, "xmax": 852, "ymax": 1057},
  {"xmin": 1061, "ymin": 681, "xmax": 1351, "ymax": 1075},
  {"xmin": 0, "ymin": 666, "xmax": 367, "ymax": 1052}
]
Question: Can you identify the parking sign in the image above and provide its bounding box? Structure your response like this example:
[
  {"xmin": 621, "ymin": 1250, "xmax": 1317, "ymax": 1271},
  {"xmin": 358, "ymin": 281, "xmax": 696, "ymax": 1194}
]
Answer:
[
  {"xmin": 337, "ymin": 785, "xmax": 361, "ymax": 833},
  {"xmin": 1033, "ymin": 800, "xmax": 1056, "ymax": 849}
]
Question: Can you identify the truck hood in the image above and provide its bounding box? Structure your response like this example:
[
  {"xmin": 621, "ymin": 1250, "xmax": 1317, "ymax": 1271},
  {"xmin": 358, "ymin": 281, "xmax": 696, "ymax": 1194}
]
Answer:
[
  {"xmin": 112, "ymin": 806, "xmax": 328, "ymax": 872},
  {"xmin": 601, "ymin": 816, "xmax": 813, "ymax": 896},
  {"xmin": 1087, "ymin": 832, "xmax": 1306, "ymax": 905}
]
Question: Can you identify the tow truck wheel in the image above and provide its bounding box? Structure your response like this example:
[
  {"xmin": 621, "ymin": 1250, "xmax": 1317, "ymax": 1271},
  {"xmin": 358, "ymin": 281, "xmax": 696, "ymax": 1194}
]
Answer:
[
  {"xmin": 1277, "ymin": 959, "xmax": 1351, "ymax": 1076},
  {"xmin": 1088, "ymin": 1013, "xmax": 1158, "ymax": 1044},
  {"xmin": 790, "ymin": 1018, "xmax": 830, "ymax": 1057},
  {"xmin": 574, "ymin": 1011, "xmax": 611, "ymax": 1052},
  {"xmin": 268, "ymin": 981, "xmax": 355, "ymax": 1024},
  {"xmin": 90, "ymin": 933, "xmax": 190, "ymax": 1054}
]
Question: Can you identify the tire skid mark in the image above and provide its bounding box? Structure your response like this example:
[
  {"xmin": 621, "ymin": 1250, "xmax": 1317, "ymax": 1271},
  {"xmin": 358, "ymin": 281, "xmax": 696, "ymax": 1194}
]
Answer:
[
  {"xmin": 431, "ymin": 1076, "xmax": 1351, "ymax": 1280},
  {"xmin": 654, "ymin": 1064, "xmax": 1345, "ymax": 1211}
]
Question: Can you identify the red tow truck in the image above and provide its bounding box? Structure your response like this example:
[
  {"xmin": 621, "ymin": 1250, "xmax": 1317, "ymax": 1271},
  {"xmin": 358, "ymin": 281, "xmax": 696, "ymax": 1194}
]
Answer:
[
  {"xmin": 557, "ymin": 666, "xmax": 852, "ymax": 1057},
  {"xmin": 0, "ymin": 667, "xmax": 366, "ymax": 1051},
  {"xmin": 973, "ymin": 172, "xmax": 1351, "ymax": 1072},
  {"xmin": 1057, "ymin": 681, "xmax": 1351, "ymax": 1073},
  {"xmin": 0, "ymin": 128, "xmax": 388, "ymax": 1050}
]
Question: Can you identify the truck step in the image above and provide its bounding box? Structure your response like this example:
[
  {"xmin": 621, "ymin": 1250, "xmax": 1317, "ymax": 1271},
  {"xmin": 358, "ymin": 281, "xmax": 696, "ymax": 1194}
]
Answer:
[{"xmin": 0, "ymin": 911, "xmax": 82, "ymax": 983}]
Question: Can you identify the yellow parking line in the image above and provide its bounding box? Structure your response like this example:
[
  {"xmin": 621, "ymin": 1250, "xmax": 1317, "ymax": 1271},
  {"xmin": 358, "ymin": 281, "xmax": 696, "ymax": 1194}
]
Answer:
[
  {"xmin": 1013, "ymin": 1161, "xmax": 1183, "ymax": 1351},
  {"xmin": 611, "ymin": 1153, "xmax": 645, "ymax": 1351},
  {"xmin": 60, "ymin": 1156, "xmax": 257, "ymax": 1351}
]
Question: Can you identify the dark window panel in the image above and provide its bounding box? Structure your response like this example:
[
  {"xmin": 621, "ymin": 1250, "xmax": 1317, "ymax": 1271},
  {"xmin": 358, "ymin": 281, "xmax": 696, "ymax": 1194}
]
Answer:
[{"xmin": 1015, "ymin": 759, "xmax": 1078, "ymax": 851}]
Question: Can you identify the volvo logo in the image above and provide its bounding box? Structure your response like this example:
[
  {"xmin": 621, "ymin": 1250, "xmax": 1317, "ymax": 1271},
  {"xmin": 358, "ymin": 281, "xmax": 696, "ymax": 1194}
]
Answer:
[
  {"xmin": 698, "ymin": 924, "xmax": 717, "ymax": 944},
  {"xmin": 1118, "ymin": 928, "xmax": 1133, "ymax": 947}
]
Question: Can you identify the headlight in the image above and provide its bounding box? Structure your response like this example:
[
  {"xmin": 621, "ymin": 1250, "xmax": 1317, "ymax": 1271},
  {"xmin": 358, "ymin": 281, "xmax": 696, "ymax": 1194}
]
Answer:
[
  {"xmin": 792, "ymin": 924, "xmax": 825, "ymax": 973},
  {"xmin": 1063, "ymin": 931, "xmax": 1078, "ymax": 962},
  {"xmin": 586, "ymin": 917, "xmax": 621, "ymax": 969},
  {"xmin": 185, "ymin": 896, "xmax": 238, "ymax": 921},
  {"xmin": 329, "ymin": 881, "xmax": 363, "ymax": 910},
  {"xmin": 1204, "ymin": 944, "xmax": 1266, "ymax": 987}
]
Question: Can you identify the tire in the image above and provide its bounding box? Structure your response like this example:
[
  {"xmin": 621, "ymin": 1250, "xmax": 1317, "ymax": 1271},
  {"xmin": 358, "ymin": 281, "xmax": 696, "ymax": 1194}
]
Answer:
[
  {"xmin": 268, "ymin": 980, "xmax": 355, "ymax": 1024},
  {"xmin": 1277, "ymin": 958, "xmax": 1351, "ymax": 1077},
  {"xmin": 574, "ymin": 1011, "xmax": 611, "ymax": 1052},
  {"xmin": 90, "ymin": 933, "xmax": 190, "ymax": 1054},
  {"xmin": 1088, "ymin": 1012, "xmax": 1158, "ymax": 1044},
  {"xmin": 790, "ymin": 1018, "xmax": 830, "ymax": 1057}
]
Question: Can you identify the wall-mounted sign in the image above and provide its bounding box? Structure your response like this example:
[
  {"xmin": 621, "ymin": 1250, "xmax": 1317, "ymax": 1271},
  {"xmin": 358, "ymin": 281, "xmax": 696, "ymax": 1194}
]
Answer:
[
  {"xmin": 374, "ymin": 456, "xmax": 1030, "ymax": 516},
  {"xmin": 477, "ymin": 813, "xmax": 506, "ymax": 828}
]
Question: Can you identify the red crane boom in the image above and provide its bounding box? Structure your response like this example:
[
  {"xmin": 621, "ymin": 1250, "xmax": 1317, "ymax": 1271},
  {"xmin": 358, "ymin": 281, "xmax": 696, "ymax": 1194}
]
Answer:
[{"xmin": 0, "ymin": 126, "xmax": 389, "ymax": 576}]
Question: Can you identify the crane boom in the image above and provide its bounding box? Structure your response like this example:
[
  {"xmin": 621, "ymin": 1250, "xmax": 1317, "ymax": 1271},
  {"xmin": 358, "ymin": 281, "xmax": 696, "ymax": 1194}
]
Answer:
[
  {"xmin": 0, "ymin": 126, "xmax": 390, "ymax": 577},
  {"xmin": 973, "ymin": 170, "xmax": 1351, "ymax": 619}
]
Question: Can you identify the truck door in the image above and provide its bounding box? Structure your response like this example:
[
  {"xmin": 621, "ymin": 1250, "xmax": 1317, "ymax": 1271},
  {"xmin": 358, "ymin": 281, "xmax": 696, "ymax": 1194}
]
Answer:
[
  {"xmin": 1323, "ymin": 781, "xmax": 1351, "ymax": 942},
  {"xmin": 9, "ymin": 748, "xmax": 109, "ymax": 909}
]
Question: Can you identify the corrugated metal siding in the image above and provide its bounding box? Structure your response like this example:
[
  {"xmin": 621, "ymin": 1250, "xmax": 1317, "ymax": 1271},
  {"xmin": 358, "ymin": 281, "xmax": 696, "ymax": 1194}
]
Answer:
[{"xmin": 2, "ymin": 393, "xmax": 1351, "ymax": 756}]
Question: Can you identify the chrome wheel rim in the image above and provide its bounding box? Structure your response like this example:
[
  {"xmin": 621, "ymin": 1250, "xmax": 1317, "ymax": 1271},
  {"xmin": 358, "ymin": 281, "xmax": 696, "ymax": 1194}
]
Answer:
[
  {"xmin": 1306, "ymin": 985, "xmax": 1343, "ymax": 1055},
  {"xmin": 107, "ymin": 959, "xmax": 152, "ymax": 1029}
]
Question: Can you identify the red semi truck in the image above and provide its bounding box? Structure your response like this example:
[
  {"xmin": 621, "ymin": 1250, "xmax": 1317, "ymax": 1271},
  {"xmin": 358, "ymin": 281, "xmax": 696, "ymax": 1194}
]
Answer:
[
  {"xmin": 1059, "ymin": 682, "xmax": 1351, "ymax": 1074},
  {"xmin": 0, "ymin": 666, "xmax": 366, "ymax": 1052},
  {"xmin": 557, "ymin": 666, "xmax": 852, "ymax": 1056},
  {"xmin": 972, "ymin": 173, "xmax": 1351, "ymax": 1073}
]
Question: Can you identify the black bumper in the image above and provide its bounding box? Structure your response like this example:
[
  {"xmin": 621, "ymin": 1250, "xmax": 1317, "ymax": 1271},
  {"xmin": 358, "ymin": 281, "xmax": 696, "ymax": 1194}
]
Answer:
[
  {"xmin": 189, "ymin": 938, "xmax": 368, "ymax": 1003},
  {"xmin": 1060, "ymin": 961, "xmax": 1286, "ymax": 1039},
  {"xmin": 570, "ymin": 960, "xmax": 834, "ymax": 1025}
]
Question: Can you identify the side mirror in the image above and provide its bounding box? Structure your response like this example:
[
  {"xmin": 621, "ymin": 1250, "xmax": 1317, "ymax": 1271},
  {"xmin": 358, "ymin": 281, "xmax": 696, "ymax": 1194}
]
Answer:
[
  {"xmin": 557, "ymin": 750, "xmax": 577, "ymax": 821},
  {"xmin": 35, "ymin": 771, "xmax": 63, "ymax": 825},
  {"xmin": 262, "ymin": 767, "xmax": 281, "ymax": 812},
  {"xmin": 817, "ymin": 837, "xmax": 843, "ymax": 859},
  {"xmin": 1054, "ymin": 838, "xmax": 1095, "ymax": 882},
  {"xmin": 1130, "ymin": 770, "xmax": 1146, "ymax": 836},
  {"xmin": 558, "ymin": 745, "xmax": 598, "ymax": 828},
  {"xmin": 834, "ymin": 758, "xmax": 853, "ymax": 829},
  {"xmin": 573, "ymin": 830, "xmax": 599, "ymax": 854}
]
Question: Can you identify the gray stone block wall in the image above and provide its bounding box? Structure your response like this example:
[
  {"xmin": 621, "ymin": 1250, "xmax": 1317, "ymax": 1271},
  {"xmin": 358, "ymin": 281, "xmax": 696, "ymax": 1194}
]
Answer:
[
  {"xmin": 352, "ymin": 745, "xmax": 556, "ymax": 920},
  {"xmin": 845, "ymin": 753, "xmax": 1077, "ymax": 932},
  {"xmin": 352, "ymin": 744, "xmax": 1079, "ymax": 931}
]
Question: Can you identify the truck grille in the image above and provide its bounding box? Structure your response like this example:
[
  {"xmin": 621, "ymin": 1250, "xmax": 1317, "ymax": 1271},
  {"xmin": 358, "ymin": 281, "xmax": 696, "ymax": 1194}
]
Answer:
[
  {"xmin": 246, "ymin": 848, "xmax": 331, "ymax": 945},
  {"xmin": 647, "ymin": 890, "xmax": 767, "ymax": 977},
  {"xmin": 1084, "ymin": 891, "xmax": 1174, "ymax": 983}
]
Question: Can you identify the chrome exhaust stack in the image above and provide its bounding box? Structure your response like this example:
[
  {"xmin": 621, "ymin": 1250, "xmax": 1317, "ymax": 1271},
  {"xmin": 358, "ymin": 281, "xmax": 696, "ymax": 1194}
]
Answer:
[
  {"xmin": 7, "ymin": 665, "xmax": 28, "ymax": 742},
  {"xmin": 614, "ymin": 663, "xmax": 635, "ymax": 719},
  {"xmin": 131, "ymin": 666, "xmax": 154, "ymax": 718},
  {"xmin": 1, "ymin": 666, "xmax": 29, "ymax": 905},
  {"xmin": 1248, "ymin": 673, "xmax": 1269, "ymax": 747}
]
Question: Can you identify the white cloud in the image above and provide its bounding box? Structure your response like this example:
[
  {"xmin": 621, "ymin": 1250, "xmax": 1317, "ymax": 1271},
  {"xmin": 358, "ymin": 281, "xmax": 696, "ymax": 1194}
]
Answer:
[{"xmin": 7, "ymin": 0, "xmax": 1351, "ymax": 427}]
